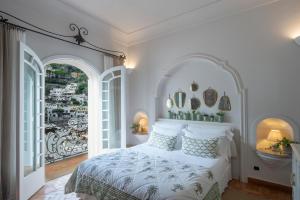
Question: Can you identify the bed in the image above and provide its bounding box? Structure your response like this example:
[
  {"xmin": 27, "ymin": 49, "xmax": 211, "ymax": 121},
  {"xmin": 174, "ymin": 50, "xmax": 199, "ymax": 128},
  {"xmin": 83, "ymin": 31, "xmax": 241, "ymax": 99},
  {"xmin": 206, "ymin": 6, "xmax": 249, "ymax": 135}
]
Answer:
[{"xmin": 65, "ymin": 120, "xmax": 237, "ymax": 200}]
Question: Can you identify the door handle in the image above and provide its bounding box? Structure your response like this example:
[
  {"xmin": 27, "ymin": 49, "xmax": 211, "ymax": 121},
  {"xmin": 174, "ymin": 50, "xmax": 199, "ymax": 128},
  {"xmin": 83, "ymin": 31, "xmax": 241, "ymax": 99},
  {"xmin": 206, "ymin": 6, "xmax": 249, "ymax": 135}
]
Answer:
[{"xmin": 290, "ymin": 173, "xmax": 295, "ymax": 186}]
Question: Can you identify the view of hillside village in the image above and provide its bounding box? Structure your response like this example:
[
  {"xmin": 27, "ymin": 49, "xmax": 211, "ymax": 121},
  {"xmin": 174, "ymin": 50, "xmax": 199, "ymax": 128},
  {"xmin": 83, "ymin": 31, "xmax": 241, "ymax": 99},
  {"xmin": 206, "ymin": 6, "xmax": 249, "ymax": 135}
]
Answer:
[{"xmin": 45, "ymin": 63, "xmax": 88, "ymax": 163}]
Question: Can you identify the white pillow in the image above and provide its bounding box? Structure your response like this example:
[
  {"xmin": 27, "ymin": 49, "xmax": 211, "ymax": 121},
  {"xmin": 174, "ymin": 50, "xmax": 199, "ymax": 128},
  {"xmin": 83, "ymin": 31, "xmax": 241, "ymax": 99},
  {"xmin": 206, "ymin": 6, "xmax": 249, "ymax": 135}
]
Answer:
[
  {"xmin": 147, "ymin": 131, "xmax": 177, "ymax": 151},
  {"xmin": 152, "ymin": 125, "xmax": 179, "ymax": 136},
  {"xmin": 187, "ymin": 124, "xmax": 234, "ymax": 141},
  {"xmin": 152, "ymin": 123, "xmax": 185, "ymax": 149},
  {"xmin": 183, "ymin": 128, "xmax": 237, "ymax": 159},
  {"xmin": 153, "ymin": 122, "xmax": 185, "ymax": 132},
  {"xmin": 183, "ymin": 128, "xmax": 226, "ymax": 139}
]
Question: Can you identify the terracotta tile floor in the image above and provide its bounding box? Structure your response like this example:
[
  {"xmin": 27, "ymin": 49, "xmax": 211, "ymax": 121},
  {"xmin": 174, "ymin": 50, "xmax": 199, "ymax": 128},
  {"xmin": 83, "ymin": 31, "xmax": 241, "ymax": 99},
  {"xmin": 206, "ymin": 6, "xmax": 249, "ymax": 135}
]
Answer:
[
  {"xmin": 223, "ymin": 179, "xmax": 292, "ymax": 200},
  {"xmin": 31, "ymin": 176, "xmax": 292, "ymax": 200},
  {"xmin": 45, "ymin": 154, "xmax": 88, "ymax": 181}
]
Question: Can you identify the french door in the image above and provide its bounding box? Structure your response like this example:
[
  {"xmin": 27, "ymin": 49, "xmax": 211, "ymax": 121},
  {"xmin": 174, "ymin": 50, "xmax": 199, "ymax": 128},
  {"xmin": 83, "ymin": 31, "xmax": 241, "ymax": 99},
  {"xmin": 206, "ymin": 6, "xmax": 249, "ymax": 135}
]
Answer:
[
  {"xmin": 19, "ymin": 42, "xmax": 45, "ymax": 200},
  {"xmin": 100, "ymin": 66, "xmax": 126, "ymax": 150}
]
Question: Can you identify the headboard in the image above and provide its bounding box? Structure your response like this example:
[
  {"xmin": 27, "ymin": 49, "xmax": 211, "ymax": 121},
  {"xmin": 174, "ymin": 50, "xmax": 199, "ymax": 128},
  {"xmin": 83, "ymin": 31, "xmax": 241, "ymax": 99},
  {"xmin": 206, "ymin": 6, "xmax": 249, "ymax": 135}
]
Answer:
[{"xmin": 156, "ymin": 118, "xmax": 234, "ymax": 130}]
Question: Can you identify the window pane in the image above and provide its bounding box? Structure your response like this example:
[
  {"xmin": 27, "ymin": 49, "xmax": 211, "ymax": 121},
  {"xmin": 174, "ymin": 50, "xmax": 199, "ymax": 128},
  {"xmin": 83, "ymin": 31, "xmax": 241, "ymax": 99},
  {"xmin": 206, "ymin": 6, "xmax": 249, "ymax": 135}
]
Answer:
[
  {"xmin": 108, "ymin": 77, "xmax": 121, "ymax": 148},
  {"xmin": 103, "ymin": 73, "xmax": 112, "ymax": 81},
  {"xmin": 102, "ymin": 92, "xmax": 108, "ymax": 100},
  {"xmin": 23, "ymin": 63, "xmax": 36, "ymax": 177},
  {"xmin": 102, "ymin": 111, "xmax": 108, "ymax": 120},
  {"xmin": 103, "ymin": 140, "xmax": 108, "ymax": 149},
  {"xmin": 24, "ymin": 51, "xmax": 33, "ymax": 63},
  {"xmin": 102, "ymin": 82, "xmax": 108, "ymax": 90},
  {"xmin": 36, "ymin": 155, "xmax": 42, "ymax": 169},
  {"xmin": 113, "ymin": 70, "xmax": 121, "ymax": 77},
  {"xmin": 102, "ymin": 121, "xmax": 108, "ymax": 129},
  {"xmin": 103, "ymin": 131, "xmax": 108, "ymax": 139},
  {"xmin": 102, "ymin": 101, "xmax": 108, "ymax": 110}
]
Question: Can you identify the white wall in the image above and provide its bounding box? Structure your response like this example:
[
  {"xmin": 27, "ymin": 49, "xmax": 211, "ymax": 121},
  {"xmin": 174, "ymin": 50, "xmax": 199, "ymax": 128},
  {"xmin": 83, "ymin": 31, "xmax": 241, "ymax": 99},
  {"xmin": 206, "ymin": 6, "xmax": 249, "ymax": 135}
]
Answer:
[
  {"xmin": 127, "ymin": 0, "xmax": 300, "ymax": 186},
  {"xmin": 0, "ymin": 0, "xmax": 127, "ymax": 70}
]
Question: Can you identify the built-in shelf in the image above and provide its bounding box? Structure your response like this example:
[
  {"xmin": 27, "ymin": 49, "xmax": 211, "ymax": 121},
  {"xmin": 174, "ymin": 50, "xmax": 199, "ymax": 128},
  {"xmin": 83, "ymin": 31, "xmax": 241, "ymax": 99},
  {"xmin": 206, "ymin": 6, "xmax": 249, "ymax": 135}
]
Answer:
[
  {"xmin": 255, "ymin": 117, "xmax": 294, "ymax": 167},
  {"xmin": 256, "ymin": 149, "xmax": 291, "ymax": 167},
  {"xmin": 132, "ymin": 131, "xmax": 148, "ymax": 135}
]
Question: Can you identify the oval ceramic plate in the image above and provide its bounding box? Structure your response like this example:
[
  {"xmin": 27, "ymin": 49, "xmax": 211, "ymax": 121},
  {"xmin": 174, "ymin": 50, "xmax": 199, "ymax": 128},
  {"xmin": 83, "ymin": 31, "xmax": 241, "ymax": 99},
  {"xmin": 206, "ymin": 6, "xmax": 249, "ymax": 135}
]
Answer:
[
  {"xmin": 203, "ymin": 87, "xmax": 218, "ymax": 107},
  {"xmin": 166, "ymin": 94, "xmax": 174, "ymax": 109},
  {"xmin": 190, "ymin": 97, "xmax": 201, "ymax": 111},
  {"xmin": 190, "ymin": 81, "xmax": 199, "ymax": 92},
  {"xmin": 174, "ymin": 91, "xmax": 186, "ymax": 108}
]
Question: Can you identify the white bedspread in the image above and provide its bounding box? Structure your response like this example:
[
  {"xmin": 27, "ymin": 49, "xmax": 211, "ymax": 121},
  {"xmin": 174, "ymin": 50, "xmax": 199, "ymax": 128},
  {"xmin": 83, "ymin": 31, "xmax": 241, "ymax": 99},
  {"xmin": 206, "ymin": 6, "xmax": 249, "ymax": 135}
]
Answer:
[
  {"xmin": 68, "ymin": 144, "xmax": 231, "ymax": 200},
  {"xmin": 130, "ymin": 144, "xmax": 231, "ymax": 192}
]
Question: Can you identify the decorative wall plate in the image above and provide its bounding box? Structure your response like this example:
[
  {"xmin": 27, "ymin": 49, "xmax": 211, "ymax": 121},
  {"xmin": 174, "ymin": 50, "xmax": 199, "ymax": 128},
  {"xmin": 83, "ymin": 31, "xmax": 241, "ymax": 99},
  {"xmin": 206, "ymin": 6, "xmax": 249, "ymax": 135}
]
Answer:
[
  {"xmin": 218, "ymin": 92, "xmax": 231, "ymax": 111},
  {"xmin": 174, "ymin": 91, "xmax": 186, "ymax": 108},
  {"xmin": 190, "ymin": 81, "xmax": 199, "ymax": 92},
  {"xmin": 190, "ymin": 97, "xmax": 201, "ymax": 111},
  {"xmin": 166, "ymin": 94, "xmax": 174, "ymax": 109},
  {"xmin": 203, "ymin": 87, "xmax": 218, "ymax": 107}
]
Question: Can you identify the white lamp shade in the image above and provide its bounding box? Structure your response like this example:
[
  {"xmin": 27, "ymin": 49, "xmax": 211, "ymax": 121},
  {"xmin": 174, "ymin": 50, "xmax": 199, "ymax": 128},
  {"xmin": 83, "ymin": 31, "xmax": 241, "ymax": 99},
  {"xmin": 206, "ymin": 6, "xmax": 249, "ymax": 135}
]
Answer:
[
  {"xmin": 267, "ymin": 130, "xmax": 283, "ymax": 142},
  {"xmin": 295, "ymin": 36, "xmax": 300, "ymax": 46}
]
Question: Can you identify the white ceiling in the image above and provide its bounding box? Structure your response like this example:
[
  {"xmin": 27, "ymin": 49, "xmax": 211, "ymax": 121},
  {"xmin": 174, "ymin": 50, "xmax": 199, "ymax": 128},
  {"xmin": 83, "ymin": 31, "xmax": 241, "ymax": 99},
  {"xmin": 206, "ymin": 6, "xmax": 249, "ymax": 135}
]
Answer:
[
  {"xmin": 59, "ymin": 0, "xmax": 220, "ymax": 34},
  {"xmin": 58, "ymin": 0, "xmax": 279, "ymax": 45}
]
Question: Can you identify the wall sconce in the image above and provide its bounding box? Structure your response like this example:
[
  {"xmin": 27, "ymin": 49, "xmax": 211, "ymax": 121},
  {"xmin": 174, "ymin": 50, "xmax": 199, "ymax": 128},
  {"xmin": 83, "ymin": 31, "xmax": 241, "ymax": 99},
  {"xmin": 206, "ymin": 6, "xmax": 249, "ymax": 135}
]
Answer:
[
  {"xmin": 295, "ymin": 35, "xmax": 300, "ymax": 45},
  {"xmin": 124, "ymin": 59, "xmax": 136, "ymax": 74}
]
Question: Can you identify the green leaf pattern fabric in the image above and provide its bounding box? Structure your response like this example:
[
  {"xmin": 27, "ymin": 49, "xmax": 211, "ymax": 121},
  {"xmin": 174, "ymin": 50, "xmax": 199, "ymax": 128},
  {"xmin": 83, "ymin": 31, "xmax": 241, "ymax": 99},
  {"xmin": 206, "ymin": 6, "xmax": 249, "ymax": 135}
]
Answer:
[
  {"xmin": 182, "ymin": 136, "xmax": 218, "ymax": 158},
  {"xmin": 65, "ymin": 149, "xmax": 220, "ymax": 200},
  {"xmin": 147, "ymin": 132, "xmax": 177, "ymax": 151}
]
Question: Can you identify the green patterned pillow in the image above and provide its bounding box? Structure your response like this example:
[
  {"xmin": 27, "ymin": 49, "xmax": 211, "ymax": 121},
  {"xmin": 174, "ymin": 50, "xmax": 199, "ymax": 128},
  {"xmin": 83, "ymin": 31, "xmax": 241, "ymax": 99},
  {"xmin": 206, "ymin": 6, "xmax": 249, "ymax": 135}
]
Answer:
[
  {"xmin": 147, "ymin": 132, "xmax": 177, "ymax": 151},
  {"xmin": 182, "ymin": 136, "xmax": 218, "ymax": 158}
]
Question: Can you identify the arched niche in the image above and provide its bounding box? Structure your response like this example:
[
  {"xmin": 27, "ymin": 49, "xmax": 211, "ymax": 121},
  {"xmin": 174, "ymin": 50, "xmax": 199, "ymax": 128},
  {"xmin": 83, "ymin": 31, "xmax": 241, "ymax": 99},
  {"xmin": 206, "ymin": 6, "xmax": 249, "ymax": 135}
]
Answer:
[
  {"xmin": 254, "ymin": 115, "xmax": 299, "ymax": 151},
  {"xmin": 154, "ymin": 54, "xmax": 248, "ymax": 182},
  {"xmin": 132, "ymin": 111, "xmax": 149, "ymax": 135},
  {"xmin": 254, "ymin": 115, "xmax": 299, "ymax": 165},
  {"xmin": 43, "ymin": 55, "xmax": 101, "ymax": 158}
]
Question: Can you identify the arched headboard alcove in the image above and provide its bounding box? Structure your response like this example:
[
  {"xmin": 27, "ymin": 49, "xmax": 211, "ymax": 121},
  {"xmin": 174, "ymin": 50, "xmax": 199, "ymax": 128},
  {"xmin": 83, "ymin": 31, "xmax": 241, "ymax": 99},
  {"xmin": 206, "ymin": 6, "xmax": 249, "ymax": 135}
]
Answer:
[{"xmin": 154, "ymin": 54, "xmax": 248, "ymax": 182}]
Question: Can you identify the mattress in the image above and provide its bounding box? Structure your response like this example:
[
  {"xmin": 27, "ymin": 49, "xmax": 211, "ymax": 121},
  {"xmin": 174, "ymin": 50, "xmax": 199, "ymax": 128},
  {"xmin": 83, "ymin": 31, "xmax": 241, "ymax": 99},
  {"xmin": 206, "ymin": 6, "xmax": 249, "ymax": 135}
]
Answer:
[{"xmin": 66, "ymin": 144, "xmax": 231, "ymax": 200}]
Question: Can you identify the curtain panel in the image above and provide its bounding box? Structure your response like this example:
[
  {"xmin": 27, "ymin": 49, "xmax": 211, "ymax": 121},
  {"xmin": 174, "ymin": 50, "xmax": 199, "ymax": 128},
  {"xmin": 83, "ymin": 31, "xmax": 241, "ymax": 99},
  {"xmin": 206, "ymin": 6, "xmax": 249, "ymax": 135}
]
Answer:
[
  {"xmin": 0, "ymin": 24, "xmax": 25, "ymax": 200},
  {"xmin": 103, "ymin": 54, "xmax": 123, "ymax": 70}
]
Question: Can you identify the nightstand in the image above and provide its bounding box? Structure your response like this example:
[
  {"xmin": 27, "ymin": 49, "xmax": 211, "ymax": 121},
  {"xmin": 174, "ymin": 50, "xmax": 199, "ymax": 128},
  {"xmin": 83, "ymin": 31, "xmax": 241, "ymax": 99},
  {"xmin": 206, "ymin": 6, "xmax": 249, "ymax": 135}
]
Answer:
[{"xmin": 291, "ymin": 144, "xmax": 300, "ymax": 200}]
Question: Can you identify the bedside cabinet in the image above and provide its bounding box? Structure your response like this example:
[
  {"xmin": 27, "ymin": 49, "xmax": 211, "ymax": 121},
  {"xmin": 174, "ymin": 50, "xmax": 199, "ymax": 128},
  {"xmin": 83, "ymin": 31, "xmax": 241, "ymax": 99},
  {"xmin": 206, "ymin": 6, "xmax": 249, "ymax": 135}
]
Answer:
[{"xmin": 291, "ymin": 144, "xmax": 300, "ymax": 200}]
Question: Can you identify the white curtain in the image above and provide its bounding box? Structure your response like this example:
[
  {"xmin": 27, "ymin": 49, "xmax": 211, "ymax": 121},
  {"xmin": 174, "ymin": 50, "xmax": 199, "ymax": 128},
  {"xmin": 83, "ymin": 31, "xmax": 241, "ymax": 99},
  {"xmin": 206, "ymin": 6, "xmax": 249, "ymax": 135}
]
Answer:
[
  {"xmin": 103, "ymin": 55, "xmax": 114, "ymax": 70},
  {"xmin": 104, "ymin": 54, "xmax": 123, "ymax": 70},
  {"xmin": 0, "ymin": 24, "xmax": 25, "ymax": 200}
]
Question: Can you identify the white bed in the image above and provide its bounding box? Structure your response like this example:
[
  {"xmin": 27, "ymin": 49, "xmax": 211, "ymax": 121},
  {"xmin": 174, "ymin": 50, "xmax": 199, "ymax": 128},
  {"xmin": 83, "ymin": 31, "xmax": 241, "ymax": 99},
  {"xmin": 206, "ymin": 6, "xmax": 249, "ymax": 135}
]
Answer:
[
  {"xmin": 66, "ymin": 120, "xmax": 236, "ymax": 200},
  {"xmin": 130, "ymin": 144, "xmax": 232, "ymax": 193}
]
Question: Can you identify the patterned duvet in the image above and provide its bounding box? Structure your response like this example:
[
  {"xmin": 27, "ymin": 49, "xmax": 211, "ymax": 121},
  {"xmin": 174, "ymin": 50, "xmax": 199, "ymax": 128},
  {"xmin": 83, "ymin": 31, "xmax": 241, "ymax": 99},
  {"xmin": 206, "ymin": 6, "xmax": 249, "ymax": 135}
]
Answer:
[{"xmin": 65, "ymin": 149, "xmax": 220, "ymax": 200}]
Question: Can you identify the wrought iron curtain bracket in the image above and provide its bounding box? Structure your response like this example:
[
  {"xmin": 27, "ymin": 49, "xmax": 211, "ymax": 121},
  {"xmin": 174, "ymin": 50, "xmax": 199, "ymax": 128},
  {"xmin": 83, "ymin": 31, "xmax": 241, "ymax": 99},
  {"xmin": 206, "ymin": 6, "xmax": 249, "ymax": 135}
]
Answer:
[
  {"xmin": 69, "ymin": 23, "xmax": 87, "ymax": 45},
  {"xmin": 0, "ymin": 10, "xmax": 126, "ymax": 61},
  {"xmin": 0, "ymin": 16, "xmax": 8, "ymax": 23}
]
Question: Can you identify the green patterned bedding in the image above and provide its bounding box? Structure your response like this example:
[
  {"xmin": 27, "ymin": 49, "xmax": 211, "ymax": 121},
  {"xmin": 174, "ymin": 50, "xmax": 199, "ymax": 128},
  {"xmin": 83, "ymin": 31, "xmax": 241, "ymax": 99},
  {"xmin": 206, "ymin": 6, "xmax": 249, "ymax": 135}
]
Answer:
[{"xmin": 65, "ymin": 149, "xmax": 220, "ymax": 200}]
